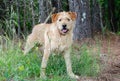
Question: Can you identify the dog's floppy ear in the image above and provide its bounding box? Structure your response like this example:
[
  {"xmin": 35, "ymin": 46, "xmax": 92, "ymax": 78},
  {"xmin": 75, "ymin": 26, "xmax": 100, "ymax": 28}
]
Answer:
[
  {"xmin": 68, "ymin": 12, "xmax": 77, "ymax": 21},
  {"xmin": 51, "ymin": 13, "xmax": 59, "ymax": 22}
]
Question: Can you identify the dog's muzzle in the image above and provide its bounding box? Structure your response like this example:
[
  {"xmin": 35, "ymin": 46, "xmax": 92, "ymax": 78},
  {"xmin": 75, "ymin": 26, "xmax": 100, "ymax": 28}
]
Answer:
[{"xmin": 61, "ymin": 24, "xmax": 69, "ymax": 34}]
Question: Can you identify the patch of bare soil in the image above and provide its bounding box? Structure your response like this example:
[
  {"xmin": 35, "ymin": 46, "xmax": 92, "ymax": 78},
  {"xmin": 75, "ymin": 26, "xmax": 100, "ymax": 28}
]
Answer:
[
  {"xmin": 99, "ymin": 33, "xmax": 120, "ymax": 81},
  {"xmin": 77, "ymin": 33, "xmax": 120, "ymax": 81}
]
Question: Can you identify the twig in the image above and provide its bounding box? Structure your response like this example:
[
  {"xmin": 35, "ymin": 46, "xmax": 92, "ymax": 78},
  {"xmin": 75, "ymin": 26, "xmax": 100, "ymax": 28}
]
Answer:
[{"xmin": 44, "ymin": 7, "xmax": 56, "ymax": 23}]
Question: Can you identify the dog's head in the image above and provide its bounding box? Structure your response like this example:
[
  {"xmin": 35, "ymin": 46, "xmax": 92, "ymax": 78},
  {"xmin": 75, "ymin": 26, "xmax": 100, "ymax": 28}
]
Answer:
[{"xmin": 52, "ymin": 12, "xmax": 77, "ymax": 35}]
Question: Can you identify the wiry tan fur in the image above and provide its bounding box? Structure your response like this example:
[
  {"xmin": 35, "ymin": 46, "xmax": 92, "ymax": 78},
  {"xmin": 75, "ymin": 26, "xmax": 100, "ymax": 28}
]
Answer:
[{"xmin": 24, "ymin": 11, "xmax": 79, "ymax": 79}]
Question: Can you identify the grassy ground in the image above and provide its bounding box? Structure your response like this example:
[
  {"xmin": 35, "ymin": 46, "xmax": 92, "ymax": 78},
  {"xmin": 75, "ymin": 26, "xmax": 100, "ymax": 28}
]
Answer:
[{"xmin": 0, "ymin": 36, "xmax": 100, "ymax": 81}]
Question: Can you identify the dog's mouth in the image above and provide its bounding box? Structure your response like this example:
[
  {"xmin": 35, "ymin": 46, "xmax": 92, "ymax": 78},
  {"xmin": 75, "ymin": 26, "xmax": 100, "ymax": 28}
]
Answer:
[{"xmin": 61, "ymin": 29, "xmax": 69, "ymax": 34}]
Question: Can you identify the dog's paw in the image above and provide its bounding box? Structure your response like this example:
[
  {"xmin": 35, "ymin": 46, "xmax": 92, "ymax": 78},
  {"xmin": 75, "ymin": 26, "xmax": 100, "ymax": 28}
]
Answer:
[
  {"xmin": 74, "ymin": 75, "xmax": 79, "ymax": 79},
  {"xmin": 40, "ymin": 75, "xmax": 47, "ymax": 80},
  {"xmin": 69, "ymin": 73, "xmax": 79, "ymax": 79},
  {"xmin": 40, "ymin": 72, "xmax": 47, "ymax": 80}
]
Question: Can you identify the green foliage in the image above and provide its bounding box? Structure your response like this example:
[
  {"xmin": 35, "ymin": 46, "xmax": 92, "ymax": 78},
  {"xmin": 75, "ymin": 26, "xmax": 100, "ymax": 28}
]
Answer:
[
  {"xmin": 117, "ymin": 32, "xmax": 120, "ymax": 35},
  {"xmin": 98, "ymin": 0, "xmax": 120, "ymax": 32},
  {"xmin": 0, "ymin": 0, "xmax": 39, "ymax": 37},
  {"xmin": 62, "ymin": 0, "xmax": 69, "ymax": 11},
  {"xmin": 1, "ymin": 0, "xmax": 120, "ymax": 38},
  {"xmin": 115, "ymin": 1, "xmax": 120, "ymax": 32},
  {"xmin": 97, "ymin": 0, "xmax": 104, "ymax": 6},
  {"xmin": 0, "ymin": 37, "xmax": 100, "ymax": 81},
  {"xmin": 72, "ymin": 45, "xmax": 100, "ymax": 76},
  {"xmin": 46, "ymin": 54, "xmax": 66, "ymax": 76},
  {"xmin": 4, "ymin": 5, "xmax": 18, "ymax": 38}
]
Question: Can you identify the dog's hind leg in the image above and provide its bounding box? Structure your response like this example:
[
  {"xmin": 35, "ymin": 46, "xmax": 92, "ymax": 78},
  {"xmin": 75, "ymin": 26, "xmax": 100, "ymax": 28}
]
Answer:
[
  {"xmin": 40, "ymin": 49, "xmax": 51, "ymax": 79},
  {"xmin": 24, "ymin": 34, "xmax": 37, "ymax": 54}
]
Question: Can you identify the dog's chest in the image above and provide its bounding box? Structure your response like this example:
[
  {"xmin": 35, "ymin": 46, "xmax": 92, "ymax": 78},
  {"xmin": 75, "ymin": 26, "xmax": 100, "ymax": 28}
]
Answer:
[{"xmin": 51, "ymin": 36, "xmax": 72, "ymax": 52}]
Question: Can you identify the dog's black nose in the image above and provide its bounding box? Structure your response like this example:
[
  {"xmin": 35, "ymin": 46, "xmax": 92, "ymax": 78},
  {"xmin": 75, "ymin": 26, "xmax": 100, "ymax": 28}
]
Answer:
[{"xmin": 62, "ymin": 24, "xmax": 67, "ymax": 29}]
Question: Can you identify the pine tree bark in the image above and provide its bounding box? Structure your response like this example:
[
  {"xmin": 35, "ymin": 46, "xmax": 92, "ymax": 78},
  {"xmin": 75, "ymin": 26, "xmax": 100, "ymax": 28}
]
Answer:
[
  {"xmin": 16, "ymin": 0, "xmax": 21, "ymax": 37},
  {"xmin": 23, "ymin": 0, "xmax": 26, "ymax": 34},
  {"xmin": 91, "ymin": 0, "xmax": 101, "ymax": 33},
  {"xmin": 68, "ymin": 0, "xmax": 74, "ymax": 12},
  {"xmin": 51, "ymin": 0, "xmax": 62, "ymax": 13},
  {"xmin": 30, "ymin": 0, "xmax": 35, "ymax": 26},
  {"xmin": 39, "ymin": 0, "xmax": 52, "ymax": 23},
  {"xmin": 68, "ymin": 0, "xmax": 92, "ymax": 40},
  {"xmin": 108, "ymin": 0, "xmax": 117, "ymax": 32}
]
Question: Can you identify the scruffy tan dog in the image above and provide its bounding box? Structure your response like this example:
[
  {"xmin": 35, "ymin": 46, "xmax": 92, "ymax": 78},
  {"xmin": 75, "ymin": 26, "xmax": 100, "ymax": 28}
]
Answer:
[{"xmin": 24, "ymin": 11, "xmax": 79, "ymax": 79}]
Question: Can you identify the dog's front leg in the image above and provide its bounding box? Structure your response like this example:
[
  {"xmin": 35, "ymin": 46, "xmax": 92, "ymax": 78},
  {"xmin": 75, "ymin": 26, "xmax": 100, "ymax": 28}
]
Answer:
[
  {"xmin": 64, "ymin": 50, "xmax": 79, "ymax": 79},
  {"xmin": 40, "ymin": 49, "xmax": 50, "ymax": 79}
]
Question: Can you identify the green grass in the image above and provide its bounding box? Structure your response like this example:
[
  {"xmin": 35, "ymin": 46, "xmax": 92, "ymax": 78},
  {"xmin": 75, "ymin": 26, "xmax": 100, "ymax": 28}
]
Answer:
[{"xmin": 0, "ymin": 37, "xmax": 100, "ymax": 81}]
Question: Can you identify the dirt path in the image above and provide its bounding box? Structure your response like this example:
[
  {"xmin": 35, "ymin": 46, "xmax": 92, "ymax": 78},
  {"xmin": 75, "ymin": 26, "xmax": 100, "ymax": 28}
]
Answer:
[{"xmin": 77, "ymin": 34, "xmax": 120, "ymax": 81}]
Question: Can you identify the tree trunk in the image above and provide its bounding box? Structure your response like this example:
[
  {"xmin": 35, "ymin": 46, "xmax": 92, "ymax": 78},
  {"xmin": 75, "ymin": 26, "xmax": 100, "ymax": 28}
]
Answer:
[
  {"xmin": 68, "ymin": 0, "xmax": 92, "ymax": 40},
  {"xmin": 30, "ymin": 0, "xmax": 35, "ymax": 26},
  {"xmin": 108, "ymin": 0, "xmax": 117, "ymax": 32},
  {"xmin": 51, "ymin": 0, "xmax": 62, "ymax": 13},
  {"xmin": 68, "ymin": 0, "xmax": 74, "ymax": 12},
  {"xmin": 38, "ymin": 0, "xmax": 52, "ymax": 23},
  {"xmin": 91, "ymin": 0, "xmax": 102, "ymax": 33},
  {"xmin": 23, "ymin": 0, "xmax": 26, "ymax": 34},
  {"xmin": 16, "ymin": 0, "xmax": 21, "ymax": 37}
]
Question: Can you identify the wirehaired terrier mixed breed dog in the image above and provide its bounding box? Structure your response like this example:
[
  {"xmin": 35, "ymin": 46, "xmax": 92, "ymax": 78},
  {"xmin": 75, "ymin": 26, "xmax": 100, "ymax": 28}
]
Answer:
[{"xmin": 24, "ymin": 11, "xmax": 79, "ymax": 79}]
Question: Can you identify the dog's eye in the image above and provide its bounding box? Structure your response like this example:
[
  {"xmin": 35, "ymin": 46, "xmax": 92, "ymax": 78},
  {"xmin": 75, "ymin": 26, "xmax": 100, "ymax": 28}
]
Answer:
[
  {"xmin": 67, "ymin": 18, "xmax": 70, "ymax": 21},
  {"xmin": 59, "ymin": 19, "xmax": 62, "ymax": 21}
]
